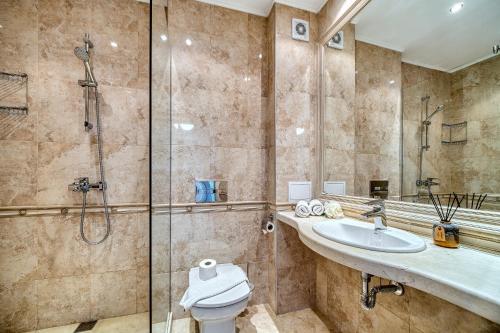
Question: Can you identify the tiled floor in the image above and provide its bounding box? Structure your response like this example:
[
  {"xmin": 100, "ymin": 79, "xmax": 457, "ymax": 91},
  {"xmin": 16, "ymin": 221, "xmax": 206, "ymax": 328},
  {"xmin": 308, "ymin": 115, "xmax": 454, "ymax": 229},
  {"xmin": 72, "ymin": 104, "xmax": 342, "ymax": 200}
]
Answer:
[
  {"xmin": 27, "ymin": 313, "xmax": 151, "ymax": 333},
  {"xmin": 172, "ymin": 304, "xmax": 330, "ymax": 333},
  {"xmin": 26, "ymin": 305, "xmax": 329, "ymax": 333}
]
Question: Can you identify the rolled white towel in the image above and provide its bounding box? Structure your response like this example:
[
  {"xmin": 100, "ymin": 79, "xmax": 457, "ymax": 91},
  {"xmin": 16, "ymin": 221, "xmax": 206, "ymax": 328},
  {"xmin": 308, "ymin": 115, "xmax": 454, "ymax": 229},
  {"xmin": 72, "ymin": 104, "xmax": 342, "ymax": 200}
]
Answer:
[
  {"xmin": 295, "ymin": 200, "xmax": 311, "ymax": 218},
  {"xmin": 324, "ymin": 201, "xmax": 344, "ymax": 219},
  {"xmin": 309, "ymin": 199, "xmax": 325, "ymax": 216}
]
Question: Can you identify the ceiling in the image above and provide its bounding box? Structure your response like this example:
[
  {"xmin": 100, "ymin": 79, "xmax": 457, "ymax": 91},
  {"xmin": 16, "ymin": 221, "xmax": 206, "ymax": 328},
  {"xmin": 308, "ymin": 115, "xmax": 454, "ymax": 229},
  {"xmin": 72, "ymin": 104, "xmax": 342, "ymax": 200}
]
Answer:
[
  {"xmin": 196, "ymin": 0, "xmax": 328, "ymax": 17},
  {"xmin": 351, "ymin": 0, "xmax": 500, "ymax": 72}
]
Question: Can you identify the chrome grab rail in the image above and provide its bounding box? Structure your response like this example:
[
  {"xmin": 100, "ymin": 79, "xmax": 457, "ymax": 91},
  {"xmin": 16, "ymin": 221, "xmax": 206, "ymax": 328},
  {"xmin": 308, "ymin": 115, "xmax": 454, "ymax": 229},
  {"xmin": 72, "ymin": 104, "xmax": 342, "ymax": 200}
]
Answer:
[{"xmin": 0, "ymin": 201, "xmax": 274, "ymax": 218}]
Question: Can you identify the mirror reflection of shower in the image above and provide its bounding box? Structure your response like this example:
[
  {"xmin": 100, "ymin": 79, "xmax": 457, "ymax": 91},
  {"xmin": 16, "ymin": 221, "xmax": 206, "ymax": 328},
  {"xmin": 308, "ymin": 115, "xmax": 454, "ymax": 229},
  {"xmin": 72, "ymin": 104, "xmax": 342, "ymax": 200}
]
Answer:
[
  {"xmin": 69, "ymin": 33, "xmax": 111, "ymax": 245},
  {"xmin": 416, "ymin": 95, "xmax": 444, "ymax": 192}
]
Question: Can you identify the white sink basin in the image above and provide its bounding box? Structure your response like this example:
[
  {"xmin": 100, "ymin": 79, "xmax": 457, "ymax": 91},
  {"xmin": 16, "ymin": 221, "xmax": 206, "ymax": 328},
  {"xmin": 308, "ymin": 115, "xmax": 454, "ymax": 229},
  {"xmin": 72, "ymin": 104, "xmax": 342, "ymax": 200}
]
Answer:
[{"xmin": 312, "ymin": 217, "xmax": 426, "ymax": 253}]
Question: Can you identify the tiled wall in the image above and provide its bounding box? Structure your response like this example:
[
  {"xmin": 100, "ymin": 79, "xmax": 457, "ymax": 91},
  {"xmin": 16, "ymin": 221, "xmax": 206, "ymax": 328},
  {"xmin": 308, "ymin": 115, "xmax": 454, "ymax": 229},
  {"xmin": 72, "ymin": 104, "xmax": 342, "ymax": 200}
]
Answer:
[
  {"xmin": 354, "ymin": 41, "xmax": 401, "ymax": 197},
  {"xmin": 0, "ymin": 0, "xmax": 149, "ymax": 332},
  {"xmin": 271, "ymin": 3, "xmax": 319, "ymax": 314},
  {"xmin": 274, "ymin": 4, "xmax": 319, "ymax": 204},
  {"xmin": 323, "ymin": 23, "xmax": 356, "ymax": 194},
  {"xmin": 164, "ymin": 0, "xmax": 272, "ymax": 320},
  {"xmin": 323, "ymin": 32, "xmax": 402, "ymax": 198},
  {"xmin": 447, "ymin": 56, "xmax": 500, "ymax": 195},
  {"xmin": 401, "ymin": 55, "xmax": 500, "ymax": 197},
  {"xmin": 315, "ymin": 254, "xmax": 500, "ymax": 333},
  {"xmin": 401, "ymin": 62, "xmax": 451, "ymax": 196}
]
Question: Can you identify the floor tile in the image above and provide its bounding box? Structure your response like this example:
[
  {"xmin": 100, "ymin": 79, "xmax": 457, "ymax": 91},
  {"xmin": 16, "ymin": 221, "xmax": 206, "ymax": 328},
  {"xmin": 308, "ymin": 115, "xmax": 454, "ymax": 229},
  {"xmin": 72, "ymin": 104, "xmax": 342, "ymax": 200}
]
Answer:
[
  {"xmin": 26, "ymin": 323, "xmax": 79, "ymax": 333},
  {"xmin": 91, "ymin": 312, "xmax": 149, "ymax": 333},
  {"xmin": 172, "ymin": 304, "xmax": 329, "ymax": 333}
]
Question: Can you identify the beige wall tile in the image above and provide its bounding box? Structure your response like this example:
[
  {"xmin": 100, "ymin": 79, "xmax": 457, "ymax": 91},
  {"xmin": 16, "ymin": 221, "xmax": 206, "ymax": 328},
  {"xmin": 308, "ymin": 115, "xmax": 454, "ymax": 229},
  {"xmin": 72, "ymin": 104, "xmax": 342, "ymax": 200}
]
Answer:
[
  {"xmin": 0, "ymin": 281, "xmax": 37, "ymax": 333},
  {"xmin": 96, "ymin": 144, "xmax": 149, "ymax": 204},
  {"xmin": 136, "ymin": 265, "xmax": 149, "ymax": 313},
  {"xmin": 1, "ymin": 0, "xmax": 150, "ymax": 328},
  {"xmin": 90, "ymin": 213, "xmax": 138, "ymax": 273},
  {"xmin": 0, "ymin": 141, "xmax": 37, "ymax": 206},
  {"xmin": 314, "ymin": 254, "xmax": 499, "ymax": 333},
  {"xmin": 0, "ymin": 218, "xmax": 38, "ymax": 285},
  {"xmin": 408, "ymin": 287, "xmax": 500, "ymax": 333},
  {"xmin": 152, "ymin": 272, "xmax": 171, "ymax": 323},
  {"xmin": 36, "ymin": 275, "xmax": 91, "ymax": 329},
  {"xmin": 358, "ymin": 303, "xmax": 409, "ymax": 333},
  {"xmin": 248, "ymin": 261, "xmax": 270, "ymax": 305},
  {"xmin": 37, "ymin": 142, "xmax": 92, "ymax": 205},
  {"xmin": 35, "ymin": 215, "xmax": 90, "ymax": 279},
  {"xmin": 90, "ymin": 270, "xmax": 137, "ymax": 319}
]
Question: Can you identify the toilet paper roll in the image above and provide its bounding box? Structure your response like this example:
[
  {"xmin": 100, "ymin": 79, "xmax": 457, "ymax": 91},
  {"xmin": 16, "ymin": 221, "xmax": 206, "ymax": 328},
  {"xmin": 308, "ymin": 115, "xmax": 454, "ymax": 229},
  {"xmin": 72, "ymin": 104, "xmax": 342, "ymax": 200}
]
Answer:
[
  {"xmin": 199, "ymin": 259, "xmax": 217, "ymax": 281},
  {"xmin": 262, "ymin": 221, "xmax": 275, "ymax": 234}
]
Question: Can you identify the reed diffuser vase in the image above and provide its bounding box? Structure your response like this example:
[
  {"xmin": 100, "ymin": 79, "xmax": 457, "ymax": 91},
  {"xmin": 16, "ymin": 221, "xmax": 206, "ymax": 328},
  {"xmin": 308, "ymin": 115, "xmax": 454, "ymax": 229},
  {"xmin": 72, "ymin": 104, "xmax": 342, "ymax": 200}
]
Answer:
[{"xmin": 429, "ymin": 192, "xmax": 463, "ymax": 248}]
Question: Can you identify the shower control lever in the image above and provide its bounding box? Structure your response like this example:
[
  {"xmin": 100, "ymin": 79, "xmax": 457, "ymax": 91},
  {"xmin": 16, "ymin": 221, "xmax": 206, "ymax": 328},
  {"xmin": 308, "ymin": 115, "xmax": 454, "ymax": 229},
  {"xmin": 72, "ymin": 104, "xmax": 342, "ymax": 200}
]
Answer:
[{"xmin": 69, "ymin": 177, "xmax": 106, "ymax": 193}]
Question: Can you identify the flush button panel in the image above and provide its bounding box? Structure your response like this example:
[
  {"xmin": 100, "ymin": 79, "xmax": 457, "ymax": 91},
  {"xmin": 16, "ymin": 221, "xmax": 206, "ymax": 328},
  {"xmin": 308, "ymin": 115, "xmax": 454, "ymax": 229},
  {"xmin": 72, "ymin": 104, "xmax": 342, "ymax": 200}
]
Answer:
[{"xmin": 195, "ymin": 180, "xmax": 228, "ymax": 203}]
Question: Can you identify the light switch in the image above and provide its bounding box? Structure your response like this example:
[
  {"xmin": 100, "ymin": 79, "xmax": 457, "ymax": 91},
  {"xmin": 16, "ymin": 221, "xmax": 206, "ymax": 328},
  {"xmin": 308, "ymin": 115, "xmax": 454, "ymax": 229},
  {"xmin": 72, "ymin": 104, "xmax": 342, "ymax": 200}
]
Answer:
[
  {"xmin": 324, "ymin": 181, "xmax": 346, "ymax": 195},
  {"xmin": 288, "ymin": 181, "xmax": 312, "ymax": 202}
]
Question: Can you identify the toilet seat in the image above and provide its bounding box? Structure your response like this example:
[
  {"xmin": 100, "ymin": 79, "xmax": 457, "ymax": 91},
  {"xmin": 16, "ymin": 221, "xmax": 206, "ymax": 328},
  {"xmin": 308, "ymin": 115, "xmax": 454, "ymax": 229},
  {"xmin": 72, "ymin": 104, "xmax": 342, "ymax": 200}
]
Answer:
[
  {"xmin": 194, "ymin": 282, "xmax": 251, "ymax": 308},
  {"xmin": 188, "ymin": 264, "xmax": 252, "ymax": 309},
  {"xmin": 186, "ymin": 263, "xmax": 253, "ymax": 333}
]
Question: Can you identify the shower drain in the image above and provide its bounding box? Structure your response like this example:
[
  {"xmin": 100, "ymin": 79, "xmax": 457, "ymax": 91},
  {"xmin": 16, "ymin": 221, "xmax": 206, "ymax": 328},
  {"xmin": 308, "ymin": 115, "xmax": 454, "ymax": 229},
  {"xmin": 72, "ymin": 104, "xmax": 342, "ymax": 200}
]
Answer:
[{"xmin": 74, "ymin": 320, "xmax": 97, "ymax": 332}]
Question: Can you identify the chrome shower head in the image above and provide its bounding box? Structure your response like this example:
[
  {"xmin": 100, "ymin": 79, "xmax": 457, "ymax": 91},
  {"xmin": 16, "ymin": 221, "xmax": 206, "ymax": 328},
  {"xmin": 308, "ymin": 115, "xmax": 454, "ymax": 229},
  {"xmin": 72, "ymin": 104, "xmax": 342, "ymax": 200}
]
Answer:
[
  {"xmin": 425, "ymin": 104, "xmax": 444, "ymax": 122},
  {"xmin": 74, "ymin": 47, "xmax": 89, "ymax": 62},
  {"xmin": 74, "ymin": 46, "xmax": 96, "ymax": 86}
]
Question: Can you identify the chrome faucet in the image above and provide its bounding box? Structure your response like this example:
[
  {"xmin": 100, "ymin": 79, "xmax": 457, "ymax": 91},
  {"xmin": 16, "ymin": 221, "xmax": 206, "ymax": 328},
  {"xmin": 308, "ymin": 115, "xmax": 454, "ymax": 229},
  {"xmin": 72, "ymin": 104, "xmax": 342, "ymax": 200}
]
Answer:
[
  {"xmin": 361, "ymin": 199, "xmax": 387, "ymax": 231},
  {"xmin": 416, "ymin": 177, "xmax": 439, "ymax": 191},
  {"xmin": 69, "ymin": 177, "xmax": 105, "ymax": 193}
]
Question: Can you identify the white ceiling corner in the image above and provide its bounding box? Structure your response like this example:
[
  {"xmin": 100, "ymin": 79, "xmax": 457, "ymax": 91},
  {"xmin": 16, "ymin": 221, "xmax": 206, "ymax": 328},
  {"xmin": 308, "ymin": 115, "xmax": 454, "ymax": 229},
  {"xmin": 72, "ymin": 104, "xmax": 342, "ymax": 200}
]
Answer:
[
  {"xmin": 195, "ymin": 0, "xmax": 328, "ymax": 17},
  {"xmin": 351, "ymin": 0, "xmax": 500, "ymax": 73}
]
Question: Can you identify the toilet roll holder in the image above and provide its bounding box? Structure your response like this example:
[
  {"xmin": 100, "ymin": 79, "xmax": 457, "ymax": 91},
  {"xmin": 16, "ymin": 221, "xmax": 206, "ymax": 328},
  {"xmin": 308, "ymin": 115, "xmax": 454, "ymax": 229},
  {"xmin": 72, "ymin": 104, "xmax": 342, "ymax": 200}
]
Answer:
[{"xmin": 261, "ymin": 213, "xmax": 275, "ymax": 234}]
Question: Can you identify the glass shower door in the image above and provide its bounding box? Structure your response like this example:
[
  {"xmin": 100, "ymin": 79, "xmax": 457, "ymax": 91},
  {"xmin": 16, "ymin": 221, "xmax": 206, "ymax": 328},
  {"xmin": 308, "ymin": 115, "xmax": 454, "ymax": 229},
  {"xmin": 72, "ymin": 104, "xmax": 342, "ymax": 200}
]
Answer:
[{"xmin": 151, "ymin": 0, "xmax": 172, "ymax": 331}]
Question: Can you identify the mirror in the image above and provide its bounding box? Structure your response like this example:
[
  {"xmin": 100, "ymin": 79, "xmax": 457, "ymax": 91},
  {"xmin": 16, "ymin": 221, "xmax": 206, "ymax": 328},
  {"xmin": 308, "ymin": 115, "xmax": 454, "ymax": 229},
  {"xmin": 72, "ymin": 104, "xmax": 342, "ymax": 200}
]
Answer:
[{"xmin": 321, "ymin": 0, "xmax": 500, "ymax": 211}]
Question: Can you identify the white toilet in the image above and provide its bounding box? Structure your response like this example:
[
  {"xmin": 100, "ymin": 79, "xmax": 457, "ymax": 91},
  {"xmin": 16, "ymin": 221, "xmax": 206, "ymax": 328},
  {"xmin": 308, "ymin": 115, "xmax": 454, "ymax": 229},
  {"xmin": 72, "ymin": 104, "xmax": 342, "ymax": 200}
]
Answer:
[{"xmin": 184, "ymin": 264, "xmax": 253, "ymax": 333}]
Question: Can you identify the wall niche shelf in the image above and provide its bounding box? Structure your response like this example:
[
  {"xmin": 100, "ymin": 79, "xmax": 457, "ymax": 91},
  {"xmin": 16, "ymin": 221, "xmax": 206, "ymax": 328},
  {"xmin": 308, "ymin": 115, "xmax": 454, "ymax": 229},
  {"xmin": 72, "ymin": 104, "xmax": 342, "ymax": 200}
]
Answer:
[
  {"xmin": 0, "ymin": 71, "xmax": 29, "ymax": 116},
  {"xmin": 442, "ymin": 121, "xmax": 467, "ymax": 145}
]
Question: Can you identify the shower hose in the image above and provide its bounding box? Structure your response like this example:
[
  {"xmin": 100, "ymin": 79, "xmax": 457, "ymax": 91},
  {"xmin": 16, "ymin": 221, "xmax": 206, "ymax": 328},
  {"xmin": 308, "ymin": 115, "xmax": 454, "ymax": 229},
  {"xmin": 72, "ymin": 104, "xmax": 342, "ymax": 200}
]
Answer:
[{"xmin": 79, "ymin": 89, "xmax": 111, "ymax": 245}]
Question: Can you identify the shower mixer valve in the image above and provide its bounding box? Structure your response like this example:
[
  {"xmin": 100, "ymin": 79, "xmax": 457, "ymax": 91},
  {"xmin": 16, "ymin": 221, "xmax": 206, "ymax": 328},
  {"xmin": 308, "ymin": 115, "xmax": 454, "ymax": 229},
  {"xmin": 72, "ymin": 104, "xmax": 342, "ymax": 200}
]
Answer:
[{"xmin": 69, "ymin": 177, "xmax": 106, "ymax": 193}]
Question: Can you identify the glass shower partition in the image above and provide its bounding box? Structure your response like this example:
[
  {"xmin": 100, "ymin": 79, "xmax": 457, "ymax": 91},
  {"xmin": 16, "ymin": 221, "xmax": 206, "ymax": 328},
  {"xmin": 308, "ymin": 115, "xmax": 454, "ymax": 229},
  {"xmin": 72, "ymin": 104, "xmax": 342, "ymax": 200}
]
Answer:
[{"xmin": 151, "ymin": 0, "xmax": 173, "ymax": 331}]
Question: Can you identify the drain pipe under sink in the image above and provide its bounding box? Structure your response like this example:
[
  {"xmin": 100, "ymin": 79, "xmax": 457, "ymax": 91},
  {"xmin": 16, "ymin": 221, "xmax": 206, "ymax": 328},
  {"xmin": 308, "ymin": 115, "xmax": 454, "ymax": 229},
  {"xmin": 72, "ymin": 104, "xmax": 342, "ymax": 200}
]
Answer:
[{"xmin": 360, "ymin": 272, "xmax": 404, "ymax": 310}]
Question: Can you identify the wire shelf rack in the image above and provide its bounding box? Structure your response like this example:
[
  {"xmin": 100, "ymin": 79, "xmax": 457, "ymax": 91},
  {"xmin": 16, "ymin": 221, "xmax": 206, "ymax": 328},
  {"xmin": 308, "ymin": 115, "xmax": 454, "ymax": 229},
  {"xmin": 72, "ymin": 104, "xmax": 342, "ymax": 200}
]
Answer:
[
  {"xmin": 0, "ymin": 71, "xmax": 29, "ymax": 115},
  {"xmin": 442, "ymin": 121, "xmax": 467, "ymax": 145}
]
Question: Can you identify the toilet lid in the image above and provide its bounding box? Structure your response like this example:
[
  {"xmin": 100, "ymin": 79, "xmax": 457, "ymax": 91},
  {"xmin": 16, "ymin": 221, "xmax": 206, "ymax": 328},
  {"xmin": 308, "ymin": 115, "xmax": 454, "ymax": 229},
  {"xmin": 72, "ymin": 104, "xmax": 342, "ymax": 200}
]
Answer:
[
  {"xmin": 188, "ymin": 264, "xmax": 251, "ymax": 308},
  {"xmin": 194, "ymin": 282, "xmax": 251, "ymax": 308}
]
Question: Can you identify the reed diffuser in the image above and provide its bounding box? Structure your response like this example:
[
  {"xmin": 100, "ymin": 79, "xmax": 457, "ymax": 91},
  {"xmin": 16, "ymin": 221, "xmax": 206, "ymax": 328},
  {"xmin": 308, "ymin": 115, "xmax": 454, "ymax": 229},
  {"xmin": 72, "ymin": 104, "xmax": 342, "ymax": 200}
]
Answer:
[{"xmin": 429, "ymin": 192, "xmax": 463, "ymax": 248}]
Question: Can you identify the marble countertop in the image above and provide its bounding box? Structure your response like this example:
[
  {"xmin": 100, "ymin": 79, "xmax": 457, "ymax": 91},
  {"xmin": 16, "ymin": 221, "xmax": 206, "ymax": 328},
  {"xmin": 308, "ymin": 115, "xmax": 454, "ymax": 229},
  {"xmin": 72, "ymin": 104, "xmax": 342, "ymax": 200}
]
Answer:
[{"xmin": 277, "ymin": 211, "xmax": 500, "ymax": 324}]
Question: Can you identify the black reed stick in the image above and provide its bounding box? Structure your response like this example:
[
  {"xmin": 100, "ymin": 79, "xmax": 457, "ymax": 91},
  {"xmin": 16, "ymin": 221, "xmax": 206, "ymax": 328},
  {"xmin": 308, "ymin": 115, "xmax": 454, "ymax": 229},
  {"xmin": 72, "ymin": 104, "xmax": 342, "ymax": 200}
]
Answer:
[
  {"xmin": 448, "ymin": 192, "xmax": 464, "ymax": 222},
  {"xmin": 447, "ymin": 194, "xmax": 457, "ymax": 221},
  {"xmin": 445, "ymin": 194, "xmax": 452, "ymax": 220},
  {"xmin": 429, "ymin": 192, "xmax": 444, "ymax": 221},
  {"xmin": 477, "ymin": 194, "xmax": 488, "ymax": 210},
  {"xmin": 436, "ymin": 194, "xmax": 445, "ymax": 221}
]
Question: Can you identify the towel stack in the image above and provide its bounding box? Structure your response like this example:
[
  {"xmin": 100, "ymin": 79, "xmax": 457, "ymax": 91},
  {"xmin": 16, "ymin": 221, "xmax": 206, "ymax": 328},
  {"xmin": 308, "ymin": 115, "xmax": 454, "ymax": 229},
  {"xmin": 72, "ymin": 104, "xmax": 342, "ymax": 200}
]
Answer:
[
  {"xmin": 295, "ymin": 199, "xmax": 325, "ymax": 217},
  {"xmin": 309, "ymin": 199, "xmax": 325, "ymax": 216},
  {"xmin": 294, "ymin": 199, "xmax": 344, "ymax": 219},
  {"xmin": 295, "ymin": 200, "xmax": 311, "ymax": 218}
]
